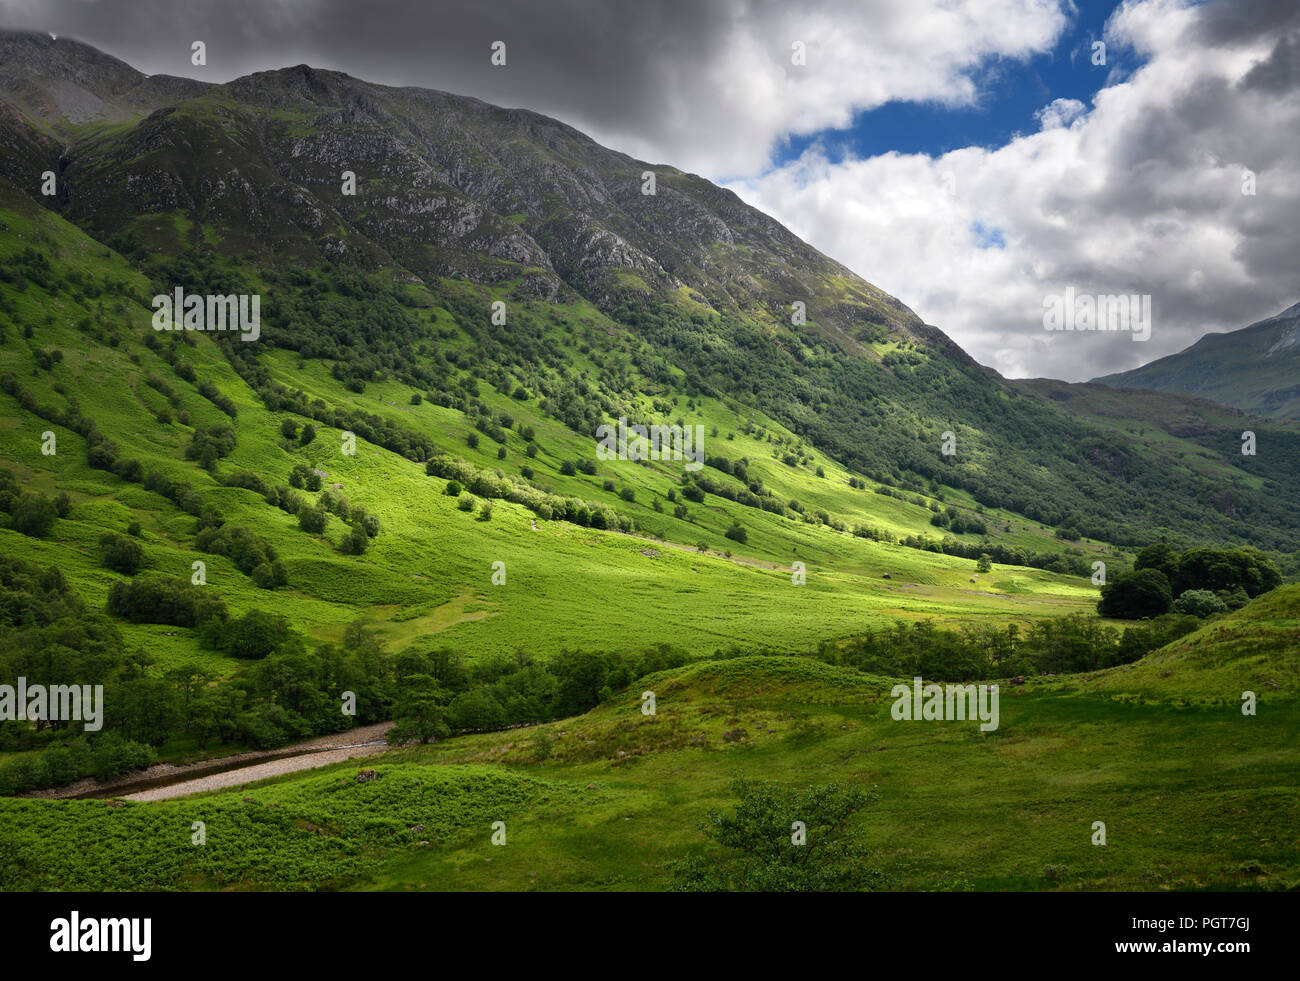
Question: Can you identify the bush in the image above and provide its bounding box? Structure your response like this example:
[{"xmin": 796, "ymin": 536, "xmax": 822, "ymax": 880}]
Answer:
[
  {"xmin": 299, "ymin": 506, "xmax": 329, "ymax": 534},
  {"xmin": 669, "ymin": 778, "xmax": 879, "ymax": 892},
  {"xmin": 724, "ymin": 523, "xmax": 748, "ymax": 544},
  {"xmin": 340, "ymin": 522, "xmax": 370, "ymax": 555},
  {"xmin": 9, "ymin": 493, "xmax": 58, "ymax": 537},
  {"xmin": 1173, "ymin": 589, "xmax": 1228, "ymax": 618},
  {"xmin": 99, "ymin": 533, "xmax": 145, "ymax": 575},
  {"xmin": 1097, "ymin": 568, "xmax": 1172, "ymax": 619},
  {"xmin": 457, "ymin": 494, "xmax": 476, "ymax": 512}
]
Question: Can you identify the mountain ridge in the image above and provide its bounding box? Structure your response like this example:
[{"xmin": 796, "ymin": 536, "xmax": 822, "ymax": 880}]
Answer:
[{"xmin": 1093, "ymin": 302, "xmax": 1300, "ymax": 422}]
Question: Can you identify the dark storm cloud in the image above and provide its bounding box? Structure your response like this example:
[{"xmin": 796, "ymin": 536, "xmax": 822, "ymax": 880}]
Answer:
[
  {"xmin": 2, "ymin": 0, "xmax": 1294, "ymax": 382},
  {"xmin": 0, "ymin": 0, "xmax": 739, "ymax": 164},
  {"xmin": 1192, "ymin": 0, "xmax": 1299, "ymax": 45}
]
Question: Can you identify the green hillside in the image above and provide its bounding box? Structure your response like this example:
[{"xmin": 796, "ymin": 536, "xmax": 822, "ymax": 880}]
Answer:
[
  {"xmin": 0, "ymin": 31, "xmax": 1297, "ymax": 895},
  {"xmin": 1094, "ymin": 303, "xmax": 1300, "ymax": 422},
  {"xmin": 4, "ymin": 587, "xmax": 1297, "ymax": 891}
]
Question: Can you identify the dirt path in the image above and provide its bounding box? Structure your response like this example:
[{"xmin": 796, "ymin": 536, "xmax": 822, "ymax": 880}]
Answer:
[
  {"xmin": 26, "ymin": 722, "xmax": 394, "ymax": 802},
  {"xmin": 122, "ymin": 735, "xmax": 392, "ymax": 801}
]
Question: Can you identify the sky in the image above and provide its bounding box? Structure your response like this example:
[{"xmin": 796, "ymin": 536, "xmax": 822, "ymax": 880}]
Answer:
[{"xmin": 1, "ymin": 0, "xmax": 1296, "ymax": 381}]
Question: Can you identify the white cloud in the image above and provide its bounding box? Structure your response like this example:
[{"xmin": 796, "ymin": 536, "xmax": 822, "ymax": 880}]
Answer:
[
  {"xmin": 727, "ymin": 0, "xmax": 1300, "ymax": 380},
  {"xmin": 1035, "ymin": 97, "xmax": 1085, "ymax": 128}
]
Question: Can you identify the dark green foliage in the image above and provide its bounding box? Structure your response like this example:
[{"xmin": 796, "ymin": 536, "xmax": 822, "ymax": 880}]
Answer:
[
  {"xmin": 107, "ymin": 575, "xmax": 228, "ymax": 628},
  {"xmin": 99, "ymin": 533, "xmax": 145, "ymax": 575},
  {"xmin": 298, "ymin": 506, "xmax": 329, "ymax": 534},
  {"xmin": 7, "ymin": 492, "xmax": 58, "ymax": 537},
  {"xmin": 1098, "ymin": 568, "xmax": 1173, "ymax": 619},
  {"xmin": 195, "ymin": 525, "xmax": 286, "ymax": 587},
  {"xmin": 670, "ymin": 778, "xmax": 880, "ymax": 892}
]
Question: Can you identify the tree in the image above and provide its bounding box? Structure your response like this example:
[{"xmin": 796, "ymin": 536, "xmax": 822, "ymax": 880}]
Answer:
[
  {"xmin": 976, "ymin": 553, "xmax": 992, "ymax": 573},
  {"xmin": 1134, "ymin": 539, "xmax": 1179, "ymax": 581},
  {"xmin": 669, "ymin": 778, "xmax": 880, "ymax": 891},
  {"xmin": 298, "ymin": 506, "xmax": 329, "ymax": 534},
  {"xmin": 10, "ymin": 493, "xmax": 58, "ymax": 537},
  {"xmin": 387, "ymin": 674, "xmax": 451, "ymax": 744},
  {"xmin": 1097, "ymin": 568, "xmax": 1172, "ymax": 619},
  {"xmin": 220, "ymin": 610, "xmax": 300, "ymax": 660},
  {"xmin": 1173, "ymin": 589, "xmax": 1228, "ymax": 618},
  {"xmin": 99, "ymin": 532, "xmax": 145, "ymax": 575}
]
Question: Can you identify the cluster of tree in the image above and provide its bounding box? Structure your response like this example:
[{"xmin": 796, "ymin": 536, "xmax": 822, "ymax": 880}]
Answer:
[
  {"xmin": 195, "ymin": 523, "xmax": 288, "ymax": 588},
  {"xmin": 0, "ymin": 468, "xmax": 71, "ymax": 538},
  {"xmin": 0, "ymin": 559, "xmax": 394, "ymax": 793},
  {"xmin": 387, "ymin": 645, "xmax": 691, "ymax": 744},
  {"xmin": 817, "ymin": 613, "xmax": 1201, "ymax": 681},
  {"xmin": 929, "ymin": 505, "xmax": 988, "ymax": 535},
  {"xmin": 1098, "ymin": 543, "xmax": 1281, "ymax": 619},
  {"xmin": 897, "ymin": 533, "xmax": 1096, "ymax": 578},
  {"xmin": 425, "ymin": 453, "xmax": 639, "ymax": 532}
]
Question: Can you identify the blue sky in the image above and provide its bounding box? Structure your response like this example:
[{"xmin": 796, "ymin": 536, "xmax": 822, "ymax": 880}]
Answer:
[
  {"xmin": 10, "ymin": 0, "xmax": 1295, "ymax": 381},
  {"xmin": 774, "ymin": 0, "xmax": 1132, "ymax": 165}
]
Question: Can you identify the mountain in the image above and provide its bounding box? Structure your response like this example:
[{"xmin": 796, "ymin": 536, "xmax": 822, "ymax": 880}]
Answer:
[
  {"xmin": 1093, "ymin": 303, "xmax": 1300, "ymax": 422},
  {"xmin": 2, "ymin": 27, "xmax": 1299, "ymax": 898},
  {"xmin": 1, "ymin": 26, "xmax": 1298, "ymax": 564}
]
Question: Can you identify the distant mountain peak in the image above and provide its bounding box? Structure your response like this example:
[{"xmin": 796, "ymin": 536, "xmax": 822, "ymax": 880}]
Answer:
[{"xmin": 1094, "ymin": 301, "xmax": 1300, "ymax": 421}]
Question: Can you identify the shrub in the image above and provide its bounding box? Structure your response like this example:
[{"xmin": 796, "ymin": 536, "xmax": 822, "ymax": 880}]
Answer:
[
  {"xmin": 99, "ymin": 533, "xmax": 145, "ymax": 575},
  {"xmin": 1097, "ymin": 568, "xmax": 1172, "ymax": 619},
  {"xmin": 9, "ymin": 493, "xmax": 58, "ymax": 537},
  {"xmin": 299, "ymin": 506, "xmax": 329, "ymax": 534},
  {"xmin": 1173, "ymin": 589, "xmax": 1228, "ymax": 618}
]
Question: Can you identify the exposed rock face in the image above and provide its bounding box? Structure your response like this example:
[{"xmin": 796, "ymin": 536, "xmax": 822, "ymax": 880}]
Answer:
[{"xmin": 0, "ymin": 30, "xmax": 924, "ymax": 346}]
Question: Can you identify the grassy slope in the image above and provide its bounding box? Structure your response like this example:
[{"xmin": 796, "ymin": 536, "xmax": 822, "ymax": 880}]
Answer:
[
  {"xmin": 4, "ymin": 588, "xmax": 1297, "ymax": 891},
  {"xmin": 0, "ymin": 186, "xmax": 1104, "ymax": 682}
]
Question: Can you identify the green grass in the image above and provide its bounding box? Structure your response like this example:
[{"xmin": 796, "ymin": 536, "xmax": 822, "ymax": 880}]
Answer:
[{"xmin": 6, "ymin": 612, "xmax": 1296, "ymax": 891}]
